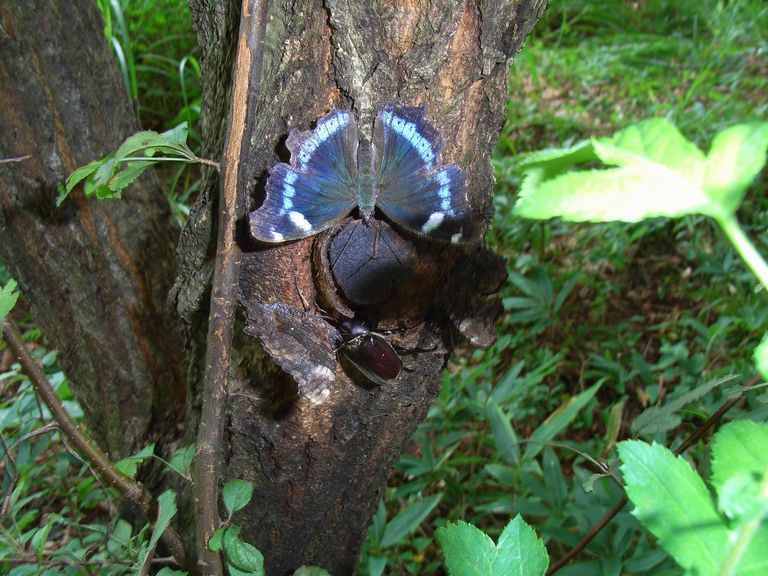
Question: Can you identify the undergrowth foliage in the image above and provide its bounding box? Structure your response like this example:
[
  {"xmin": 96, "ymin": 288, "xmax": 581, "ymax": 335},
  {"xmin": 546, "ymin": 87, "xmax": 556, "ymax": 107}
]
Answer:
[{"xmin": 2, "ymin": 1, "xmax": 768, "ymax": 575}]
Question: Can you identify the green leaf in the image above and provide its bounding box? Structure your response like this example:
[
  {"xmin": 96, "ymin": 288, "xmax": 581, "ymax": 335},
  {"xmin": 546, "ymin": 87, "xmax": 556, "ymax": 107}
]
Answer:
[
  {"xmin": 711, "ymin": 420, "xmax": 768, "ymax": 521},
  {"xmin": 63, "ymin": 160, "xmax": 102, "ymax": 195},
  {"xmin": 631, "ymin": 376, "xmax": 727, "ymax": 436},
  {"xmin": 437, "ymin": 520, "xmax": 495, "ymax": 576},
  {"xmin": 293, "ymin": 567, "xmax": 332, "ymax": 576},
  {"xmin": 754, "ymin": 333, "xmax": 768, "ymax": 381},
  {"xmin": 114, "ymin": 443, "xmax": 156, "ymax": 479},
  {"xmin": 223, "ymin": 479, "xmax": 254, "ymax": 516},
  {"xmin": 379, "ymin": 494, "xmax": 442, "ymax": 548},
  {"xmin": 703, "ymin": 122, "xmax": 768, "ymax": 215},
  {"xmin": 223, "ymin": 525, "xmax": 265, "ymax": 574},
  {"xmin": 487, "ymin": 399, "xmax": 520, "ymax": 465},
  {"xmin": 367, "ymin": 556, "xmax": 387, "ymax": 576},
  {"xmin": 0, "ymin": 279, "xmax": 19, "ymax": 324},
  {"xmin": 514, "ymin": 165, "xmax": 714, "ymax": 222},
  {"xmin": 513, "ymin": 118, "xmax": 749, "ymax": 223},
  {"xmin": 208, "ymin": 527, "xmax": 226, "ymax": 553},
  {"xmin": 106, "ymin": 159, "xmax": 156, "ymax": 195},
  {"xmin": 711, "ymin": 420, "xmax": 768, "ymax": 490},
  {"xmin": 31, "ymin": 522, "xmax": 52, "ymax": 561},
  {"xmin": 524, "ymin": 382, "xmax": 602, "ymax": 460},
  {"xmin": 438, "ymin": 516, "xmax": 548, "ymax": 576},
  {"xmin": 596, "ymin": 118, "xmax": 706, "ymax": 184},
  {"xmin": 618, "ymin": 440, "xmax": 729, "ymax": 574},
  {"xmin": 107, "ymin": 518, "xmax": 133, "ymax": 556},
  {"xmin": 494, "ymin": 515, "xmax": 549, "ymax": 576},
  {"xmin": 136, "ymin": 490, "xmax": 178, "ymax": 572},
  {"xmin": 169, "ymin": 444, "xmax": 195, "ymax": 477},
  {"xmin": 156, "ymin": 569, "xmax": 188, "ymax": 576},
  {"xmin": 161, "ymin": 122, "xmax": 190, "ymax": 146}
]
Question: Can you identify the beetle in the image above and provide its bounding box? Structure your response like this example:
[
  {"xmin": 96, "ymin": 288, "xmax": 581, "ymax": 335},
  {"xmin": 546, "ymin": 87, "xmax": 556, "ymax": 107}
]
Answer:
[{"xmin": 337, "ymin": 318, "xmax": 402, "ymax": 385}]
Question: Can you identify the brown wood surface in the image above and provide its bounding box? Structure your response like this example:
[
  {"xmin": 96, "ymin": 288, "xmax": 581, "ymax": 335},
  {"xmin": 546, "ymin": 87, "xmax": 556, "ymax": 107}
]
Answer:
[
  {"xmin": 182, "ymin": 1, "xmax": 547, "ymax": 573},
  {"xmin": 0, "ymin": 1, "xmax": 185, "ymax": 458}
]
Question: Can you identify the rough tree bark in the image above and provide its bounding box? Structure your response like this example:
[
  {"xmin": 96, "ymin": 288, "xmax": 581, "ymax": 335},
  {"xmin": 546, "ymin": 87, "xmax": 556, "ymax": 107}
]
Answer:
[
  {"xmin": 0, "ymin": 2, "xmax": 185, "ymax": 458},
  {"xmin": 177, "ymin": 1, "xmax": 547, "ymax": 574},
  {"xmin": 1, "ymin": 0, "xmax": 546, "ymax": 573}
]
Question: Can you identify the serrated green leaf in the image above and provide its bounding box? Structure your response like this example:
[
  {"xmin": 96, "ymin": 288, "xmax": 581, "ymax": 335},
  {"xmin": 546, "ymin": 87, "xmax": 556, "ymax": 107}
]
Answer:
[
  {"xmin": 112, "ymin": 130, "xmax": 178, "ymax": 160},
  {"xmin": 618, "ymin": 440, "xmax": 729, "ymax": 574},
  {"xmin": 208, "ymin": 527, "xmax": 226, "ymax": 553},
  {"xmin": 114, "ymin": 443, "xmax": 155, "ymax": 479},
  {"xmin": 380, "ymin": 494, "xmax": 442, "ymax": 548},
  {"xmin": 754, "ymin": 333, "xmax": 768, "ymax": 381},
  {"xmin": 136, "ymin": 490, "xmax": 178, "ymax": 572},
  {"xmin": 63, "ymin": 160, "xmax": 102, "ymax": 195},
  {"xmin": 156, "ymin": 568, "xmax": 187, "ymax": 576},
  {"xmin": 161, "ymin": 122, "xmax": 190, "ymax": 146},
  {"xmin": 631, "ymin": 376, "xmax": 727, "ymax": 436},
  {"xmin": 524, "ymin": 382, "xmax": 602, "ymax": 460},
  {"xmin": 106, "ymin": 159, "xmax": 156, "ymax": 194},
  {"xmin": 512, "ymin": 118, "xmax": 768, "ymax": 224},
  {"xmin": 169, "ymin": 444, "xmax": 195, "ymax": 477},
  {"xmin": 704, "ymin": 122, "xmax": 768, "ymax": 214},
  {"xmin": 0, "ymin": 279, "xmax": 19, "ymax": 324},
  {"xmin": 107, "ymin": 518, "xmax": 132, "ymax": 556},
  {"xmin": 514, "ymin": 165, "xmax": 714, "ymax": 222},
  {"xmin": 495, "ymin": 515, "xmax": 549, "ymax": 576},
  {"xmin": 730, "ymin": 524, "xmax": 768, "ymax": 576},
  {"xmin": 711, "ymin": 420, "xmax": 768, "ymax": 513},
  {"xmin": 223, "ymin": 480, "xmax": 254, "ymax": 516},
  {"xmin": 717, "ymin": 473, "xmax": 766, "ymax": 522},
  {"xmin": 596, "ymin": 118, "xmax": 706, "ymax": 184},
  {"xmin": 437, "ymin": 520, "xmax": 496, "ymax": 576},
  {"xmin": 223, "ymin": 525, "xmax": 264, "ymax": 574},
  {"xmin": 227, "ymin": 563, "xmax": 265, "ymax": 576},
  {"xmin": 293, "ymin": 566, "xmax": 332, "ymax": 576},
  {"xmin": 487, "ymin": 400, "xmax": 520, "ymax": 465}
]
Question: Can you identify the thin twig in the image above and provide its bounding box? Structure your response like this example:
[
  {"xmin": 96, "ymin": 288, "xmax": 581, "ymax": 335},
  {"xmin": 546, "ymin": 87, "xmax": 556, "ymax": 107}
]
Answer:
[
  {"xmin": 0, "ymin": 155, "xmax": 31, "ymax": 164},
  {"xmin": 0, "ymin": 431, "xmax": 18, "ymax": 515},
  {"xmin": 192, "ymin": 1, "xmax": 270, "ymax": 573},
  {"xmin": 0, "ymin": 318, "xmax": 188, "ymax": 569},
  {"xmin": 546, "ymin": 386, "xmax": 748, "ymax": 575}
]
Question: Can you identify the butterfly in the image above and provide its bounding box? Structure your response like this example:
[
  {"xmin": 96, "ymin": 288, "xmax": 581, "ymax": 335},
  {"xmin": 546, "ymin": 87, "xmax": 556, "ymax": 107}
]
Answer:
[{"xmin": 249, "ymin": 102, "xmax": 474, "ymax": 244}]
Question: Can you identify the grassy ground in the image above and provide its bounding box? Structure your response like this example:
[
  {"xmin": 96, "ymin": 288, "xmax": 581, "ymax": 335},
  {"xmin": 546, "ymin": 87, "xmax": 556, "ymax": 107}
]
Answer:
[{"xmin": 2, "ymin": 0, "xmax": 767, "ymax": 574}]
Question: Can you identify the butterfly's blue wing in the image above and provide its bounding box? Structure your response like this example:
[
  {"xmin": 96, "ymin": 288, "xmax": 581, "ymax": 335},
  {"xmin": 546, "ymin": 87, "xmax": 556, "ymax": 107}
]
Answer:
[
  {"xmin": 373, "ymin": 103, "xmax": 476, "ymax": 244},
  {"xmin": 250, "ymin": 109, "xmax": 358, "ymax": 242}
]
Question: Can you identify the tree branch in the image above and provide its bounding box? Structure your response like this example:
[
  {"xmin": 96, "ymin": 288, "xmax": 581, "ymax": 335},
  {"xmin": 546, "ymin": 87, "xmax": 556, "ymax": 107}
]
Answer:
[
  {"xmin": 0, "ymin": 318, "xmax": 187, "ymax": 568},
  {"xmin": 192, "ymin": 0, "xmax": 270, "ymax": 573},
  {"xmin": 546, "ymin": 386, "xmax": 748, "ymax": 575}
]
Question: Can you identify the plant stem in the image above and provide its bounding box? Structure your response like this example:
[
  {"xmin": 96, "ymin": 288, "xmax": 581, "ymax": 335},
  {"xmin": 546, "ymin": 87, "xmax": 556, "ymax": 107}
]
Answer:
[
  {"xmin": 1, "ymin": 318, "xmax": 188, "ymax": 568},
  {"xmin": 192, "ymin": 1, "xmax": 269, "ymax": 574},
  {"xmin": 717, "ymin": 215, "xmax": 768, "ymax": 292},
  {"xmin": 546, "ymin": 389, "xmax": 746, "ymax": 575}
]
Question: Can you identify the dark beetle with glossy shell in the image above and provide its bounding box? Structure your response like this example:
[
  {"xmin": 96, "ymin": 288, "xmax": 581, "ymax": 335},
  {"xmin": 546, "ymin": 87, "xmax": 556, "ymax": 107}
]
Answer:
[{"xmin": 337, "ymin": 319, "xmax": 402, "ymax": 385}]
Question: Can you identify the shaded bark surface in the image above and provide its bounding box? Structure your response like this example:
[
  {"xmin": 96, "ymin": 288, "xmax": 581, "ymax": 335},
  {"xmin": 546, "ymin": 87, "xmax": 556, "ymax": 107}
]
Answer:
[
  {"xmin": 181, "ymin": 1, "xmax": 547, "ymax": 573},
  {"xmin": 0, "ymin": 2, "xmax": 185, "ymax": 458}
]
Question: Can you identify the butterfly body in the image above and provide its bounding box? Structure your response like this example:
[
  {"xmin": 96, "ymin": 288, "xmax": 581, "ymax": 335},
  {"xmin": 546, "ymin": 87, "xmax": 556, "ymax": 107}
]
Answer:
[{"xmin": 250, "ymin": 103, "xmax": 474, "ymax": 244}]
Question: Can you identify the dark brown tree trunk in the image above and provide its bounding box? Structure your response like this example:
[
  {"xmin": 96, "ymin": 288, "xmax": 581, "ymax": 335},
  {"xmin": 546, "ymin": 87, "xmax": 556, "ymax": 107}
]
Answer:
[
  {"xmin": 0, "ymin": 2, "xmax": 185, "ymax": 458},
  {"xmin": 179, "ymin": 1, "xmax": 547, "ymax": 574},
  {"xmin": 1, "ymin": 0, "xmax": 545, "ymax": 572}
]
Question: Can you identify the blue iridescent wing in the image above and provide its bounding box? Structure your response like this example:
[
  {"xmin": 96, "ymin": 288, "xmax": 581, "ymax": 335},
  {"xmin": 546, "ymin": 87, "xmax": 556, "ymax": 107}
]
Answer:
[
  {"xmin": 373, "ymin": 103, "xmax": 475, "ymax": 244},
  {"xmin": 250, "ymin": 109, "xmax": 358, "ymax": 242}
]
